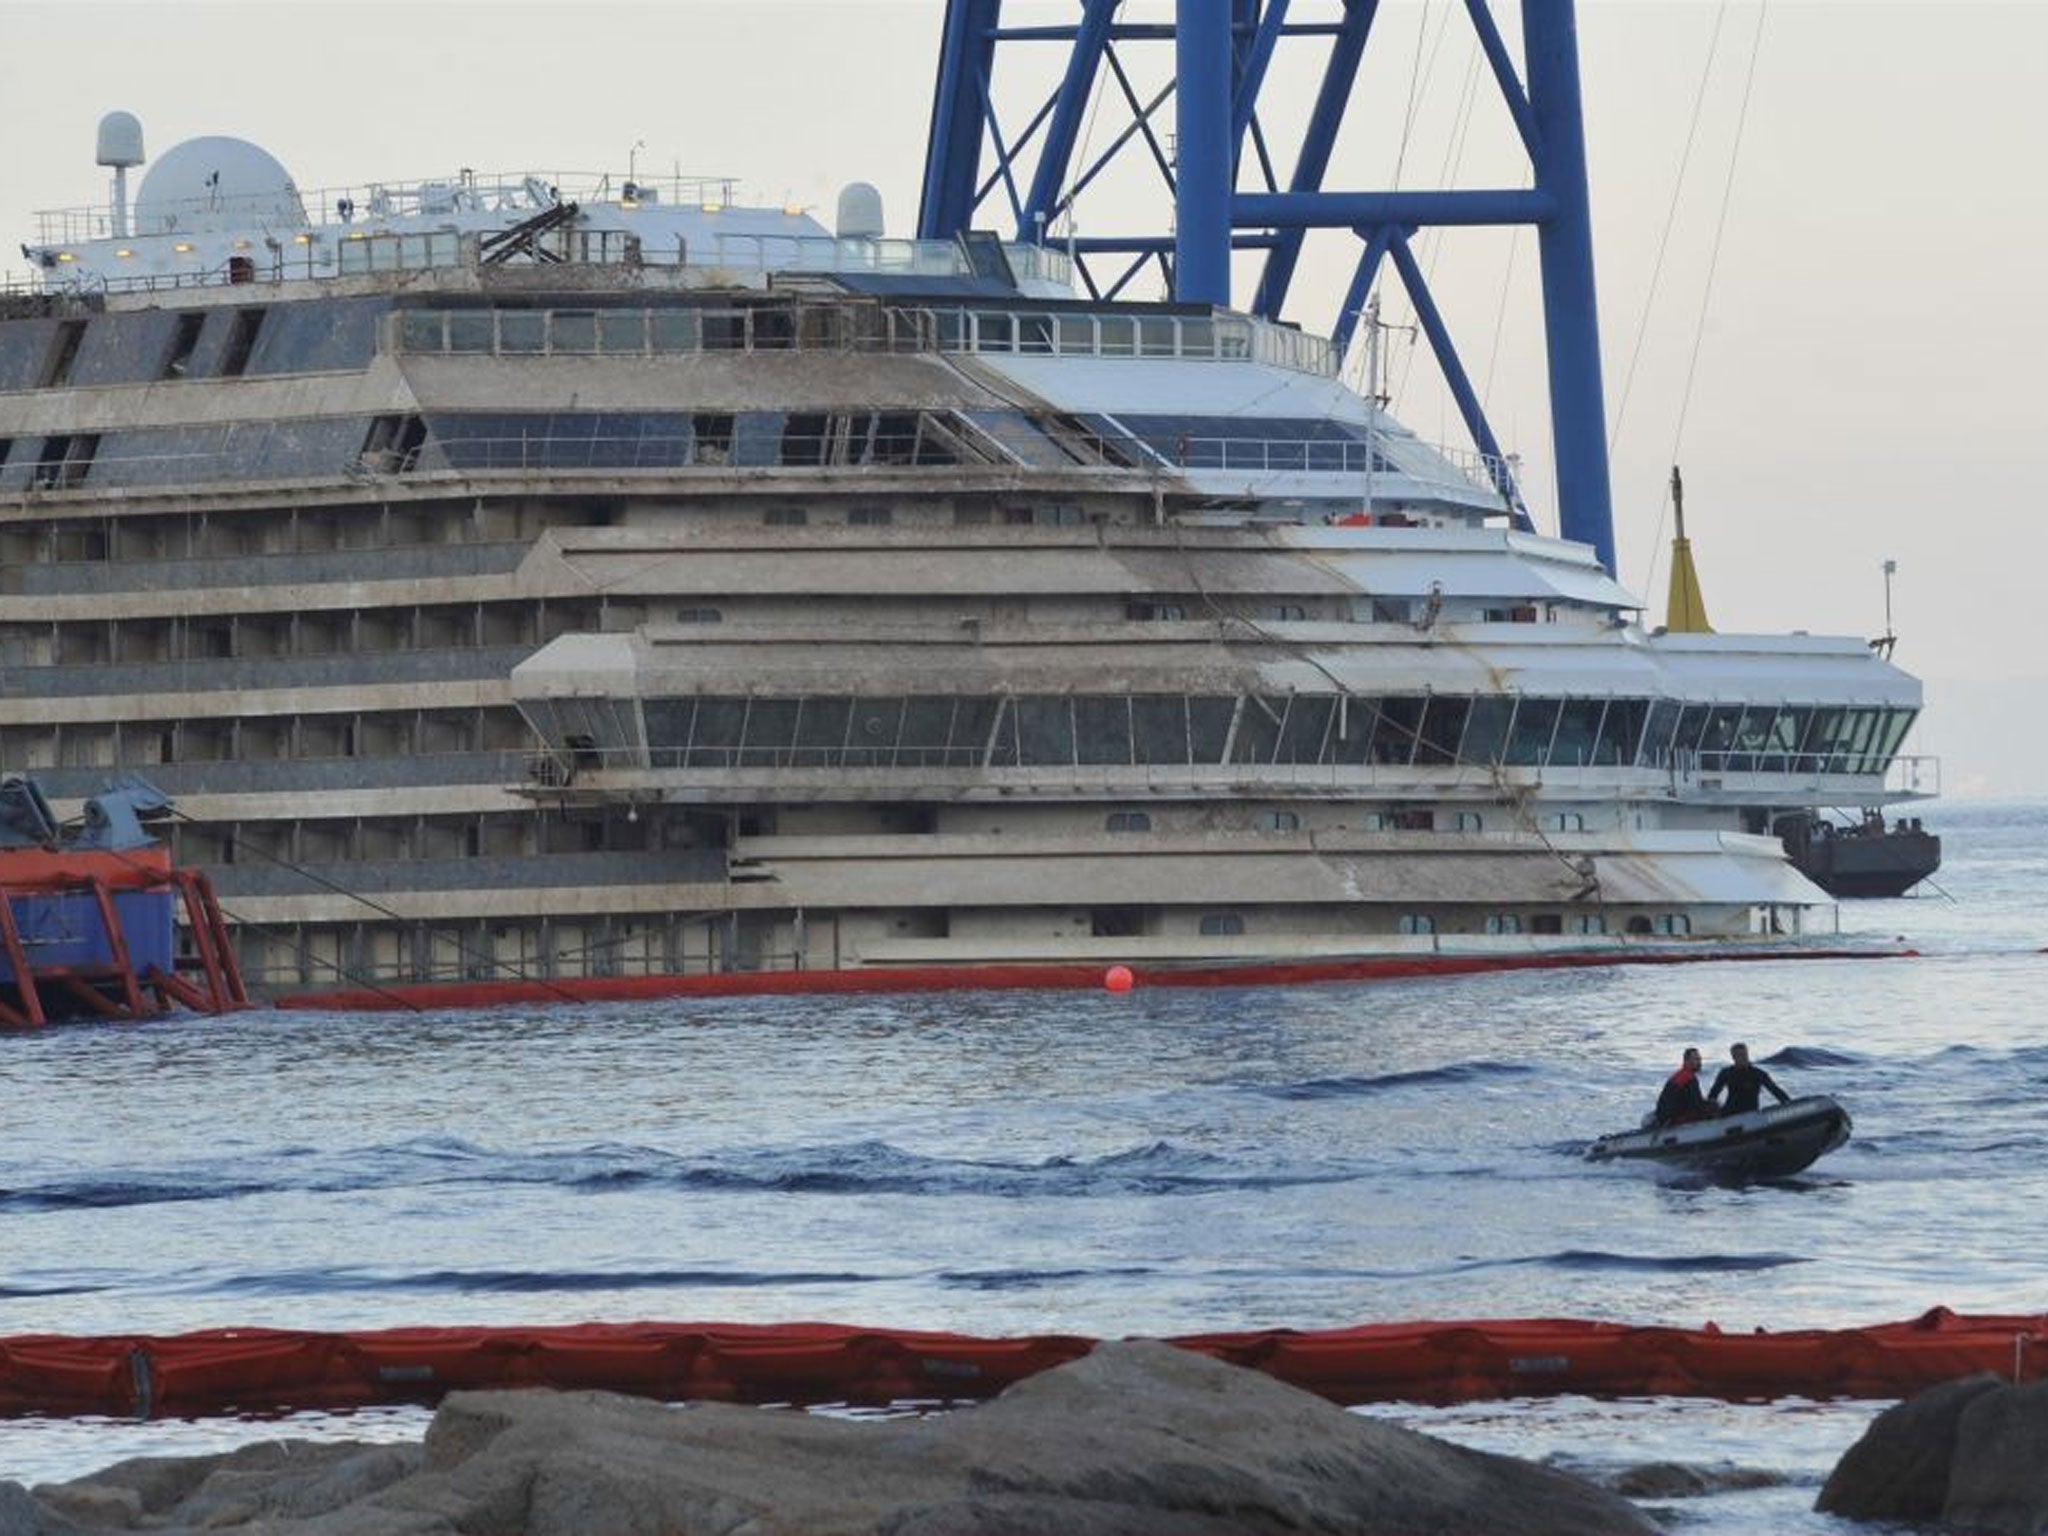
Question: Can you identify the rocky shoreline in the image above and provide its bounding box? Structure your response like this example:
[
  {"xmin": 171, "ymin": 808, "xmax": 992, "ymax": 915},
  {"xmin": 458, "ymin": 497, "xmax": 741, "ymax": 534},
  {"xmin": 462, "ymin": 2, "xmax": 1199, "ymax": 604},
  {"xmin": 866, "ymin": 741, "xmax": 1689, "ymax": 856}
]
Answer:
[{"xmin": 5, "ymin": 1343, "xmax": 1659, "ymax": 1536}]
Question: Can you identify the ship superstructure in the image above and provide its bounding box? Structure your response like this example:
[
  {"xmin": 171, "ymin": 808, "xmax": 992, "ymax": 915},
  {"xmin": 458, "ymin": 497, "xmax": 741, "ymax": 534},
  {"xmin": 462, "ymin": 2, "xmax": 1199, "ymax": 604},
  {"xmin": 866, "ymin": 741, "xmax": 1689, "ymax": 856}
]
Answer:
[{"xmin": 0, "ymin": 120, "xmax": 1929, "ymax": 996}]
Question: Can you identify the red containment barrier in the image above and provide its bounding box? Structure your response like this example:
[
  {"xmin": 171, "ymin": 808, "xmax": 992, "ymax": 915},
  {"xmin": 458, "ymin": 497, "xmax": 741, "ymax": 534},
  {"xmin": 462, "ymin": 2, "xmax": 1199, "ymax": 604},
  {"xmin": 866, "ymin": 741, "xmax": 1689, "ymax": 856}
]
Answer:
[{"xmin": 2, "ymin": 1310, "xmax": 2041, "ymax": 1421}]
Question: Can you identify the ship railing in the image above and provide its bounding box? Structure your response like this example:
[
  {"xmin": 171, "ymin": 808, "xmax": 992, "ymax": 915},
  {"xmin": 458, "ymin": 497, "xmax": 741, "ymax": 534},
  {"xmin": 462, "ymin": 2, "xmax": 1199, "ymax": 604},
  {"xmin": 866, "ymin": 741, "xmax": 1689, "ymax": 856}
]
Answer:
[
  {"xmin": 31, "ymin": 169, "xmax": 746, "ymax": 247},
  {"xmin": 1673, "ymin": 749, "xmax": 1939, "ymax": 790},
  {"xmin": 323, "ymin": 430, "xmax": 1474, "ymax": 484}
]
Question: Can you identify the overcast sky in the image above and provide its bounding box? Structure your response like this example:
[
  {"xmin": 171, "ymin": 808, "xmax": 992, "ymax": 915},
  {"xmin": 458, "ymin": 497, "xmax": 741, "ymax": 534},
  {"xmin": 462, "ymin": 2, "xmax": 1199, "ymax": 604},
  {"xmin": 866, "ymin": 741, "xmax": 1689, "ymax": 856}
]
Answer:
[{"xmin": 2, "ymin": 1, "xmax": 2039, "ymax": 796}]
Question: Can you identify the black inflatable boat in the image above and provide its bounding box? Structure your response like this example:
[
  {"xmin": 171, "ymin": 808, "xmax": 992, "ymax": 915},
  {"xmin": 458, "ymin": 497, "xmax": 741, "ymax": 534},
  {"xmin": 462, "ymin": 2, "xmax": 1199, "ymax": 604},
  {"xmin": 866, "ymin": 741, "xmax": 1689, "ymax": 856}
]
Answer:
[{"xmin": 1587, "ymin": 1094, "xmax": 1853, "ymax": 1180}]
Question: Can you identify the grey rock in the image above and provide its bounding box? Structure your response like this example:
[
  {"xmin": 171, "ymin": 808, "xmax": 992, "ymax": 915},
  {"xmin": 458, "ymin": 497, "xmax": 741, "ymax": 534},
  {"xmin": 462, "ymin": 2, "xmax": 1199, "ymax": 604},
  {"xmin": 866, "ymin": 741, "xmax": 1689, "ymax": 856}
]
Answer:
[
  {"xmin": 0, "ymin": 1480, "xmax": 81, "ymax": 1536},
  {"xmin": 1602, "ymin": 1461, "xmax": 1787, "ymax": 1499},
  {"xmin": 12, "ymin": 1341, "xmax": 1657, "ymax": 1536},
  {"xmin": 1817, "ymin": 1372, "xmax": 2004, "ymax": 1520},
  {"xmin": 1943, "ymin": 1377, "xmax": 2048, "ymax": 1534}
]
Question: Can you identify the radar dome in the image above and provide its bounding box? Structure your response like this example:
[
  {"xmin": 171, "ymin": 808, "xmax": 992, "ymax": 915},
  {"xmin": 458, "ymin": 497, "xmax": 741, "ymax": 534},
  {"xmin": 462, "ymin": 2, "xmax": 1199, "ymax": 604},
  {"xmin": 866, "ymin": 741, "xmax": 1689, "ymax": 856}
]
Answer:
[
  {"xmin": 96, "ymin": 111, "xmax": 145, "ymax": 169},
  {"xmin": 134, "ymin": 136, "xmax": 307, "ymax": 234},
  {"xmin": 836, "ymin": 182, "xmax": 884, "ymax": 240}
]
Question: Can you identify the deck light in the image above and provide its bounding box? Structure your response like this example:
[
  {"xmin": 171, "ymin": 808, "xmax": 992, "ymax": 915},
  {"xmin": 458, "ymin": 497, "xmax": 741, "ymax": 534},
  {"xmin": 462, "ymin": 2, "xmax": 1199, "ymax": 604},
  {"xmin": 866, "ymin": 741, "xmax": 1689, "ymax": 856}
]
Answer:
[
  {"xmin": 114, "ymin": 248, "xmax": 133, "ymax": 259},
  {"xmin": 293, "ymin": 233, "xmax": 312, "ymax": 245},
  {"xmin": 173, "ymin": 241, "xmax": 193, "ymax": 253},
  {"xmin": 55, "ymin": 251, "xmax": 75, "ymax": 262}
]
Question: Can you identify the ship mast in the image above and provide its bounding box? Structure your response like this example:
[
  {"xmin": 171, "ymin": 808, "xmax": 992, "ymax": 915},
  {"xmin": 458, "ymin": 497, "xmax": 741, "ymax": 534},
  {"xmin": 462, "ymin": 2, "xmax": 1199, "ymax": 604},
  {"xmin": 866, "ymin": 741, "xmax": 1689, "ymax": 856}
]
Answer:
[{"xmin": 1663, "ymin": 465, "xmax": 1713, "ymax": 633}]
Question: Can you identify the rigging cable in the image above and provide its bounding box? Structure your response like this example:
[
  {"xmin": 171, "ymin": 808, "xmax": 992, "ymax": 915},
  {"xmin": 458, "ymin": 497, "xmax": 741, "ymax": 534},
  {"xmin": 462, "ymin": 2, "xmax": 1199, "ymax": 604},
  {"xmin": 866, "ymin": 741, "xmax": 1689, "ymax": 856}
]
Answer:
[
  {"xmin": 1642, "ymin": 0, "xmax": 1770, "ymax": 600},
  {"xmin": 1607, "ymin": 2, "xmax": 1729, "ymax": 459}
]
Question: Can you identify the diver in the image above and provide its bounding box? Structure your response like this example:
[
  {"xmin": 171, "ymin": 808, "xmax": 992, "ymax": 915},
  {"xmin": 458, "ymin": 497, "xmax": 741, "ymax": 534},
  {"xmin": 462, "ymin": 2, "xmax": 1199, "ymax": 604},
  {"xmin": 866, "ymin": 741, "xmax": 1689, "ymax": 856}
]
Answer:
[
  {"xmin": 1707, "ymin": 1042, "xmax": 1792, "ymax": 1116},
  {"xmin": 1651, "ymin": 1047, "xmax": 1709, "ymax": 1126}
]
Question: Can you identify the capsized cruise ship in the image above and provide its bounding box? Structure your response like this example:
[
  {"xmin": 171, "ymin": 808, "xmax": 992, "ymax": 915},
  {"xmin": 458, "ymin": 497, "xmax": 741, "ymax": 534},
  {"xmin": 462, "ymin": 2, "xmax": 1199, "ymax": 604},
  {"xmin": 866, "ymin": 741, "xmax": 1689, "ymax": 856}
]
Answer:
[{"xmin": 0, "ymin": 116, "xmax": 1931, "ymax": 1000}]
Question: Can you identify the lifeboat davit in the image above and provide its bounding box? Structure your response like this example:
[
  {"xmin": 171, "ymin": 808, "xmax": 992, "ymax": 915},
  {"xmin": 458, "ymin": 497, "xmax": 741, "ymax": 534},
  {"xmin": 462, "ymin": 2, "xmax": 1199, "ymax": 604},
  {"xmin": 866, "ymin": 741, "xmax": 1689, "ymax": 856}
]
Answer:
[{"xmin": 1587, "ymin": 1095, "xmax": 1853, "ymax": 1180}]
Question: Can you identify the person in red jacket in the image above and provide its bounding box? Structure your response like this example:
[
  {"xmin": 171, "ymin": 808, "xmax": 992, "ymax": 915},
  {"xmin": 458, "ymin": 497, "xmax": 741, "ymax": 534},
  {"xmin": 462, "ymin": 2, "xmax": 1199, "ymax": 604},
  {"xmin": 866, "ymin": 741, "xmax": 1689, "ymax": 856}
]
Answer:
[{"xmin": 1651, "ymin": 1047, "xmax": 1709, "ymax": 1126}]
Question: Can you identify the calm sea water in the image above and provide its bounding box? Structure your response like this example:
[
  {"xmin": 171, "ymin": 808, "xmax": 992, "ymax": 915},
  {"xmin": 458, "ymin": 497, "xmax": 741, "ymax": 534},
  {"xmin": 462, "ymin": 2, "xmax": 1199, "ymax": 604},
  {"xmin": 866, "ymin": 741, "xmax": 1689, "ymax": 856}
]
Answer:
[{"xmin": 4, "ymin": 799, "xmax": 2044, "ymax": 1531}]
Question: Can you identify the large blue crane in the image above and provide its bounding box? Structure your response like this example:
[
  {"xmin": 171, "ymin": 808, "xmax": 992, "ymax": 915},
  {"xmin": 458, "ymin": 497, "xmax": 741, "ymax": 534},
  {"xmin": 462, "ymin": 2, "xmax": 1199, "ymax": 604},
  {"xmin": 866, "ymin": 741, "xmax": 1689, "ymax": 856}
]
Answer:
[{"xmin": 917, "ymin": 0, "xmax": 1615, "ymax": 574}]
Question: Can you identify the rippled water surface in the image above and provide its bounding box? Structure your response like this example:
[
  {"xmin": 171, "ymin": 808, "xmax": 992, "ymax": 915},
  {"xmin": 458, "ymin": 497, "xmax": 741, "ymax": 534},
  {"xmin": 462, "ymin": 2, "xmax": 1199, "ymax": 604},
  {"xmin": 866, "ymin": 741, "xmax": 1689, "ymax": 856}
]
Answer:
[{"xmin": 4, "ymin": 799, "xmax": 2044, "ymax": 1530}]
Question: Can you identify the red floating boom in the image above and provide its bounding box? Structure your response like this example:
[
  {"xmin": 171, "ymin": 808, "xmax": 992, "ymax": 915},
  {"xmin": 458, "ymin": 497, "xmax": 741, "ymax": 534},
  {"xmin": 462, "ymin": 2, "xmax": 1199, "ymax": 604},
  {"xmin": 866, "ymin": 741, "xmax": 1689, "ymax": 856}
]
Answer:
[{"xmin": 2, "ymin": 1309, "xmax": 2040, "ymax": 1421}]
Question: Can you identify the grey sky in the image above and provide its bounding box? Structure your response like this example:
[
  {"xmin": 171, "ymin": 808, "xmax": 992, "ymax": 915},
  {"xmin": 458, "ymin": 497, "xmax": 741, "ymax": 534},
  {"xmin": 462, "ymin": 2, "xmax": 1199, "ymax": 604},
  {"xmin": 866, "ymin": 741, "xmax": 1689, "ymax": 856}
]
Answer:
[{"xmin": 3, "ymin": 1, "xmax": 2037, "ymax": 795}]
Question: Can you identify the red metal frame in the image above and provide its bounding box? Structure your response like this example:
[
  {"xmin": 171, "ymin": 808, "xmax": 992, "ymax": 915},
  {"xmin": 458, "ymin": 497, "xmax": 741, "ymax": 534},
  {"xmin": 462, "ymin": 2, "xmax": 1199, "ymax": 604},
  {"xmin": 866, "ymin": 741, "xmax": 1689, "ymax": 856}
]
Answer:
[{"xmin": 1, "ymin": 863, "xmax": 247, "ymax": 1030}]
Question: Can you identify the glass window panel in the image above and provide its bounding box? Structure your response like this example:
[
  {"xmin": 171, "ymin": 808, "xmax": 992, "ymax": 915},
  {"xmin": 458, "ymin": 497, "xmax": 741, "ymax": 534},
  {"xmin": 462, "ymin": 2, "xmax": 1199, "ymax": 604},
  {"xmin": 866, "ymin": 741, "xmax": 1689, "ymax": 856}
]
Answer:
[
  {"xmin": 1018, "ymin": 315, "xmax": 1056, "ymax": 355},
  {"xmin": 898, "ymin": 696, "xmax": 957, "ymax": 765},
  {"xmin": 1415, "ymin": 696, "xmax": 1470, "ymax": 766},
  {"xmin": 1638, "ymin": 699, "xmax": 1682, "ymax": 767},
  {"xmin": 1229, "ymin": 695, "xmax": 1285, "ymax": 764},
  {"xmin": 1699, "ymin": 706, "xmax": 1743, "ymax": 767},
  {"xmin": 686, "ymin": 697, "xmax": 748, "ymax": 768},
  {"xmin": 400, "ymin": 312, "xmax": 445, "ymax": 352},
  {"xmin": 1370, "ymin": 696, "xmax": 1426, "ymax": 765},
  {"xmin": 985, "ymin": 697, "xmax": 1019, "ymax": 767},
  {"xmin": 1217, "ymin": 320, "xmax": 1252, "ymax": 359},
  {"xmin": 1180, "ymin": 318, "xmax": 1217, "ymax": 357},
  {"xmin": 498, "ymin": 311, "xmax": 545, "ymax": 353},
  {"xmin": 550, "ymin": 311, "xmax": 598, "ymax": 353},
  {"xmin": 847, "ymin": 697, "xmax": 905, "ymax": 766},
  {"xmin": 1199, "ymin": 913, "xmax": 1245, "ymax": 935},
  {"xmin": 642, "ymin": 699, "xmax": 695, "ymax": 762},
  {"xmin": 1673, "ymin": 704, "xmax": 1712, "ymax": 759},
  {"xmin": 650, "ymin": 309, "xmax": 701, "ymax": 353},
  {"xmin": 739, "ymin": 698, "xmax": 800, "ymax": 765},
  {"xmin": 1461, "ymin": 696, "xmax": 1514, "ymax": 766},
  {"xmin": 1098, "ymin": 316, "xmax": 1136, "ymax": 356},
  {"xmin": 599, "ymin": 311, "xmax": 648, "ymax": 354},
  {"xmin": 793, "ymin": 697, "xmax": 852, "ymax": 762},
  {"xmin": 446, "ymin": 312, "xmax": 494, "ymax": 353},
  {"xmin": 1505, "ymin": 697, "xmax": 1561, "ymax": 766},
  {"xmin": 1325, "ymin": 696, "xmax": 1378, "ymax": 765},
  {"xmin": 1188, "ymin": 697, "xmax": 1235, "ymax": 763},
  {"xmin": 1276, "ymin": 696, "xmax": 1334, "ymax": 763},
  {"xmin": 948, "ymin": 697, "xmax": 1000, "ymax": 764},
  {"xmin": 1015, "ymin": 697, "xmax": 1074, "ymax": 765},
  {"xmin": 1880, "ymin": 707, "xmax": 1916, "ymax": 762},
  {"xmin": 1139, "ymin": 318, "xmax": 1178, "ymax": 356},
  {"xmin": 1550, "ymin": 700, "xmax": 1606, "ymax": 768},
  {"xmin": 1055, "ymin": 316, "xmax": 1096, "ymax": 355},
  {"xmin": 1131, "ymin": 695, "xmax": 1189, "ymax": 766},
  {"xmin": 973, "ymin": 312, "xmax": 1014, "ymax": 351},
  {"xmin": 1596, "ymin": 698, "xmax": 1647, "ymax": 766},
  {"xmin": 1073, "ymin": 696, "xmax": 1133, "ymax": 765}
]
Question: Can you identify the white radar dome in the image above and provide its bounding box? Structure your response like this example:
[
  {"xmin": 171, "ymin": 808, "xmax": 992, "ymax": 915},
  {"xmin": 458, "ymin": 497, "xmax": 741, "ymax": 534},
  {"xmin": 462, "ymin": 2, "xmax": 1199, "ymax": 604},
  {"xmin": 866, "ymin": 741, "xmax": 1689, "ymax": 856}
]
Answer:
[
  {"xmin": 836, "ymin": 182, "xmax": 885, "ymax": 240},
  {"xmin": 134, "ymin": 136, "xmax": 308, "ymax": 234},
  {"xmin": 96, "ymin": 111, "xmax": 145, "ymax": 169}
]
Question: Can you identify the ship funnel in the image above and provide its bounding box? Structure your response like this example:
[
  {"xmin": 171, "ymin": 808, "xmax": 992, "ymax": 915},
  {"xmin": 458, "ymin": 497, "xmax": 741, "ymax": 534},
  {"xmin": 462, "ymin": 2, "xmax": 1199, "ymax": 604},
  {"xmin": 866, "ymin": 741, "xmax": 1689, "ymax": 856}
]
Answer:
[
  {"xmin": 836, "ymin": 182, "xmax": 884, "ymax": 240},
  {"xmin": 97, "ymin": 111, "xmax": 146, "ymax": 239}
]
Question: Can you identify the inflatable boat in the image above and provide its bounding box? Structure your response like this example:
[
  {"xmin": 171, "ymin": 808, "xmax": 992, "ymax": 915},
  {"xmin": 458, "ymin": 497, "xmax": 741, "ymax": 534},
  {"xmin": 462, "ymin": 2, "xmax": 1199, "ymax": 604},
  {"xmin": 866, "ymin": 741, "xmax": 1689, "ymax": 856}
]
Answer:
[{"xmin": 1587, "ymin": 1094, "xmax": 1852, "ymax": 1180}]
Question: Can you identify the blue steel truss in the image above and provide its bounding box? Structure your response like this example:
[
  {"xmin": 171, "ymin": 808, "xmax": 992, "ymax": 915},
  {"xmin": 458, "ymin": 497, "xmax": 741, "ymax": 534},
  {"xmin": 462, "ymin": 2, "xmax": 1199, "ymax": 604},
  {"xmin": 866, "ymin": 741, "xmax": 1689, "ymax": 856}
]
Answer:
[{"xmin": 917, "ymin": 0, "xmax": 1615, "ymax": 571}]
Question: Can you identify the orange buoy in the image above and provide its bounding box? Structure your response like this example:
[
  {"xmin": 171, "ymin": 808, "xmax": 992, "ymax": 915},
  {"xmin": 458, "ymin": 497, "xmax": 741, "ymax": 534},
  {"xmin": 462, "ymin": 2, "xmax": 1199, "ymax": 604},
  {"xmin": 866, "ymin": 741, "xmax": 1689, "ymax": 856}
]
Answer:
[{"xmin": 1104, "ymin": 965, "xmax": 1135, "ymax": 994}]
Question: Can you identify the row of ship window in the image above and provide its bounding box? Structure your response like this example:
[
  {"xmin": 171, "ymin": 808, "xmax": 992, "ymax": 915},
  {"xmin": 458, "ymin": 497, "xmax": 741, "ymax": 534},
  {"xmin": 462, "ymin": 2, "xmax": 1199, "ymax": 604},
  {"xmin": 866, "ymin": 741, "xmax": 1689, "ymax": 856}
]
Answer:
[
  {"xmin": 1192, "ymin": 912, "xmax": 1682, "ymax": 935},
  {"xmin": 628, "ymin": 694, "xmax": 1916, "ymax": 776},
  {"xmin": 0, "ymin": 408, "xmax": 1387, "ymax": 490},
  {"xmin": 389, "ymin": 304, "xmax": 1335, "ymax": 375}
]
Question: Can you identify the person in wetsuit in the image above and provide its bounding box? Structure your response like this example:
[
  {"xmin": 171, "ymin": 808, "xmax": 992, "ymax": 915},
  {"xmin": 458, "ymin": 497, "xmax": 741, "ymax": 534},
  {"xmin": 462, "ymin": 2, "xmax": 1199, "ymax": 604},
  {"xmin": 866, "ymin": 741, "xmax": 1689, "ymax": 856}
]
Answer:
[
  {"xmin": 1652, "ymin": 1047, "xmax": 1709, "ymax": 1126},
  {"xmin": 1707, "ymin": 1041, "xmax": 1791, "ymax": 1116}
]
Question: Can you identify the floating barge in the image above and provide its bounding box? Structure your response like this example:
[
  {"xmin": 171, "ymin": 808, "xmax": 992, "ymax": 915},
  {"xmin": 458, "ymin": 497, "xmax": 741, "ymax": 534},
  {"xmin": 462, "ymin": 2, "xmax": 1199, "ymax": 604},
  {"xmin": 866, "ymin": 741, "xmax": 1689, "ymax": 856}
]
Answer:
[{"xmin": 0, "ymin": 777, "xmax": 246, "ymax": 1027}]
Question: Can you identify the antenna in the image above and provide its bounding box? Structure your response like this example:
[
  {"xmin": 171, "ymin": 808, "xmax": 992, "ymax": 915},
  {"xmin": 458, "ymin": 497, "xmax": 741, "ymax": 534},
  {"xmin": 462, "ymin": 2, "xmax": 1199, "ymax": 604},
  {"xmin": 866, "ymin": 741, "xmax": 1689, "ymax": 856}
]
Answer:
[{"xmin": 1873, "ymin": 558, "xmax": 1898, "ymax": 658}]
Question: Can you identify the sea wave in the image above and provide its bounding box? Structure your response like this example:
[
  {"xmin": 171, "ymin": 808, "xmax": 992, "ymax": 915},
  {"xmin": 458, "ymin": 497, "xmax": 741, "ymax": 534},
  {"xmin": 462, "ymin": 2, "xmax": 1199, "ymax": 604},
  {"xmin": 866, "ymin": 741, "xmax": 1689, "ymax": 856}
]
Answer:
[
  {"xmin": 1255, "ymin": 1060, "xmax": 1536, "ymax": 1100},
  {"xmin": 0, "ymin": 1136, "xmax": 1354, "ymax": 1213}
]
